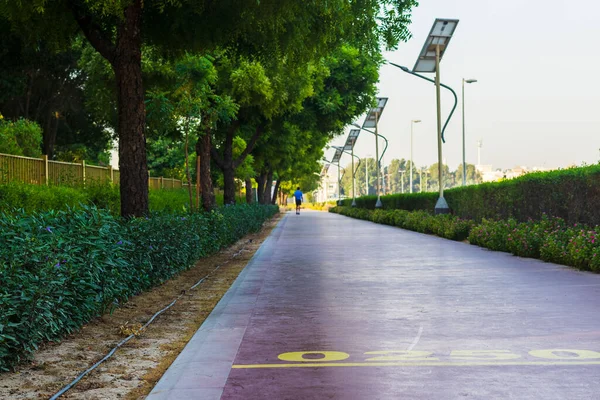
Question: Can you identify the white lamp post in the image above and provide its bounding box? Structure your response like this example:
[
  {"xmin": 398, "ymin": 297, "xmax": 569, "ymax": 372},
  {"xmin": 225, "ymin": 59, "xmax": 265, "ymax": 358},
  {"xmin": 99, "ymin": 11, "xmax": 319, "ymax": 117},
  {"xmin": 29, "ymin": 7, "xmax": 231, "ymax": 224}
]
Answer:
[
  {"xmin": 361, "ymin": 98, "xmax": 388, "ymax": 208},
  {"xmin": 410, "ymin": 119, "xmax": 421, "ymax": 193},
  {"xmin": 462, "ymin": 78, "xmax": 477, "ymax": 186},
  {"xmin": 398, "ymin": 169, "xmax": 406, "ymax": 193}
]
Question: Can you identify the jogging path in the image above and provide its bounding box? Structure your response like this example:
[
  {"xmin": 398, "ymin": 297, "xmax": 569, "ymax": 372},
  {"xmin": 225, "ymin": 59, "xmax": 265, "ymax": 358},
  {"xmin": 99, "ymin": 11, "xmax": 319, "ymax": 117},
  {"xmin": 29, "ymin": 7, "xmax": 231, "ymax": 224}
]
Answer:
[{"xmin": 147, "ymin": 210, "xmax": 600, "ymax": 399}]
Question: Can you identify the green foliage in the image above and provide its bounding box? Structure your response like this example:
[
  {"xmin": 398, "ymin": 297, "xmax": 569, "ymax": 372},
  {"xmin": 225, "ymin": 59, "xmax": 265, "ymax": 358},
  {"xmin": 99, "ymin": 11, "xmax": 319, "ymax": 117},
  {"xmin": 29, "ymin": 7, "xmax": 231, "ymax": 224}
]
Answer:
[
  {"xmin": 0, "ymin": 203, "xmax": 278, "ymax": 370},
  {"xmin": 0, "ymin": 183, "xmax": 244, "ymax": 214},
  {"xmin": 343, "ymin": 164, "xmax": 600, "ymax": 227},
  {"xmin": 0, "ymin": 183, "xmax": 89, "ymax": 212},
  {"xmin": 331, "ymin": 206, "xmax": 474, "ymax": 241},
  {"xmin": 343, "ymin": 191, "xmax": 438, "ymax": 211},
  {"xmin": 0, "ymin": 118, "xmax": 42, "ymax": 157}
]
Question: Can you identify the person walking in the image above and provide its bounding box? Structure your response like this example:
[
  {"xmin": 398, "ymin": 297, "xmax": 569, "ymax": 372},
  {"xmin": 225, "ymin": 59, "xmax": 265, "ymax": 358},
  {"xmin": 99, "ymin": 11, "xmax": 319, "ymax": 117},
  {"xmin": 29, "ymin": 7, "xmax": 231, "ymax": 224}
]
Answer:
[{"xmin": 293, "ymin": 187, "xmax": 304, "ymax": 215}]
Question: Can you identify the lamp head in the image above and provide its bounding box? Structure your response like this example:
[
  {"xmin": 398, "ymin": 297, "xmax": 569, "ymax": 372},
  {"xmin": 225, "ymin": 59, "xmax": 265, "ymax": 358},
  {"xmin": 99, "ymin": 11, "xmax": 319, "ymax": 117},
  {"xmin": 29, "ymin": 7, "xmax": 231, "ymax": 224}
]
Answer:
[
  {"xmin": 412, "ymin": 119, "xmax": 422, "ymax": 123},
  {"xmin": 465, "ymin": 79, "xmax": 478, "ymax": 84}
]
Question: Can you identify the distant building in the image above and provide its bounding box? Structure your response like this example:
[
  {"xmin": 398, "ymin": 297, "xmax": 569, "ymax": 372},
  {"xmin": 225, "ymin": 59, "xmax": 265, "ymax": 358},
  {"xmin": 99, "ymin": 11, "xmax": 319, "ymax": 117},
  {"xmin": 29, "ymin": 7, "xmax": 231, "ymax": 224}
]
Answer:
[
  {"xmin": 476, "ymin": 164, "xmax": 503, "ymax": 182},
  {"xmin": 315, "ymin": 174, "xmax": 340, "ymax": 203},
  {"xmin": 476, "ymin": 164, "xmax": 554, "ymax": 183},
  {"xmin": 504, "ymin": 166, "xmax": 528, "ymax": 179}
]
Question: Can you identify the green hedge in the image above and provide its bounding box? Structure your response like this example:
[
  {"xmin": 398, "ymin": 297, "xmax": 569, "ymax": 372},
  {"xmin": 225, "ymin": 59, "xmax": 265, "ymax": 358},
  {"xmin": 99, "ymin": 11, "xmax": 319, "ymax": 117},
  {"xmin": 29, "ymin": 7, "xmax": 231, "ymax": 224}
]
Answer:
[
  {"xmin": 0, "ymin": 183, "xmax": 243, "ymax": 214},
  {"xmin": 330, "ymin": 206, "xmax": 473, "ymax": 241},
  {"xmin": 0, "ymin": 204, "xmax": 278, "ymax": 371},
  {"xmin": 341, "ymin": 164, "xmax": 600, "ymax": 226},
  {"xmin": 331, "ymin": 206, "xmax": 600, "ymax": 274}
]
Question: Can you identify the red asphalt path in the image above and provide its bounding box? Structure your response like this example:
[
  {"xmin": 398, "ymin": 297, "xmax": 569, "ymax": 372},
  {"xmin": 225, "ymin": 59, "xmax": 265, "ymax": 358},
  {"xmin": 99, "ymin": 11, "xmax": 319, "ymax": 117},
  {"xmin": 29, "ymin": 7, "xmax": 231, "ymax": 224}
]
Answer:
[{"xmin": 148, "ymin": 210, "xmax": 600, "ymax": 399}]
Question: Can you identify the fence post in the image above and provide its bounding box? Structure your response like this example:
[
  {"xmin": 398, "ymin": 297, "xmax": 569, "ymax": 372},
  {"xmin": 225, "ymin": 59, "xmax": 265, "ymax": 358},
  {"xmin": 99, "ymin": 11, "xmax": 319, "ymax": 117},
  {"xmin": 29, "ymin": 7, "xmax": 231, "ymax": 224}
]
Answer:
[
  {"xmin": 81, "ymin": 160, "xmax": 86, "ymax": 185},
  {"xmin": 108, "ymin": 165, "xmax": 113, "ymax": 183},
  {"xmin": 42, "ymin": 155, "xmax": 49, "ymax": 185},
  {"xmin": 160, "ymin": 176, "xmax": 164, "ymax": 189}
]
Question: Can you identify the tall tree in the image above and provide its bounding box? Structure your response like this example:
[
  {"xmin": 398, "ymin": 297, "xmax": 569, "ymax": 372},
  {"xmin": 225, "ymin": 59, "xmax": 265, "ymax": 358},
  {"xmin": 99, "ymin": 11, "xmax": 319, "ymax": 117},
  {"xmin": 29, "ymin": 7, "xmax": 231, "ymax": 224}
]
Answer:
[
  {"xmin": 428, "ymin": 162, "xmax": 452, "ymax": 191},
  {"xmin": 456, "ymin": 163, "xmax": 483, "ymax": 185}
]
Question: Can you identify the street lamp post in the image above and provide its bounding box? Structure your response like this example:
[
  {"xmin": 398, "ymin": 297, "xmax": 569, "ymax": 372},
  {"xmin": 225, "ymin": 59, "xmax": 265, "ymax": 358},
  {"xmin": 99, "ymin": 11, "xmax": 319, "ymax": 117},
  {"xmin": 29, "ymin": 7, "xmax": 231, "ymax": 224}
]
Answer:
[
  {"xmin": 323, "ymin": 152, "xmax": 344, "ymax": 205},
  {"xmin": 375, "ymin": 112, "xmax": 381, "ymax": 204},
  {"xmin": 399, "ymin": 169, "xmax": 406, "ymax": 193},
  {"xmin": 389, "ymin": 18, "xmax": 459, "ymax": 214},
  {"xmin": 365, "ymin": 155, "xmax": 369, "ymax": 195},
  {"xmin": 319, "ymin": 163, "xmax": 330, "ymax": 202},
  {"xmin": 351, "ymin": 150, "xmax": 361, "ymax": 207},
  {"xmin": 334, "ymin": 134, "xmax": 361, "ymax": 207},
  {"xmin": 359, "ymin": 98, "xmax": 388, "ymax": 208},
  {"xmin": 353, "ymin": 127, "xmax": 389, "ymax": 197},
  {"xmin": 420, "ymin": 167, "xmax": 429, "ymax": 192},
  {"xmin": 328, "ymin": 147, "xmax": 344, "ymax": 205},
  {"xmin": 462, "ymin": 78, "xmax": 477, "ymax": 186},
  {"xmin": 410, "ymin": 119, "xmax": 421, "ymax": 193}
]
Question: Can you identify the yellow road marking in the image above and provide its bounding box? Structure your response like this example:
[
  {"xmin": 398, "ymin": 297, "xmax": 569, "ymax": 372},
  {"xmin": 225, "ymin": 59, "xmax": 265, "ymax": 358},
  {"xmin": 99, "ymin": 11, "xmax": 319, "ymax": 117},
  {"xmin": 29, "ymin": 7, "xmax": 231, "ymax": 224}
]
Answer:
[{"xmin": 232, "ymin": 360, "xmax": 600, "ymax": 369}]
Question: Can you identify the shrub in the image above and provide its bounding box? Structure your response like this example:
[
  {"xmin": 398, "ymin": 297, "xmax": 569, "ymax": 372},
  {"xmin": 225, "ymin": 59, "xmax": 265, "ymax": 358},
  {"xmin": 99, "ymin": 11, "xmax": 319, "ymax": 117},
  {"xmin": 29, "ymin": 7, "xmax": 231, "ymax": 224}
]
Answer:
[
  {"xmin": 0, "ymin": 183, "xmax": 246, "ymax": 214},
  {"xmin": 0, "ymin": 204, "xmax": 277, "ymax": 371},
  {"xmin": 468, "ymin": 218, "xmax": 517, "ymax": 252},
  {"xmin": 0, "ymin": 118, "xmax": 43, "ymax": 158},
  {"xmin": 331, "ymin": 206, "xmax": 473, "ymax": 241}
]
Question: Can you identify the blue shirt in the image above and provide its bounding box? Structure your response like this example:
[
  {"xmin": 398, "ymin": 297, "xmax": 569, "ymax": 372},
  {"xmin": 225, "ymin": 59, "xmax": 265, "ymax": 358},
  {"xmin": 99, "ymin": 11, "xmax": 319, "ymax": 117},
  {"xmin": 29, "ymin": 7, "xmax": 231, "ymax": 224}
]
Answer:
[{"xmin": 294, "ymin": 190, "xmax": 303, "ymax": 200}]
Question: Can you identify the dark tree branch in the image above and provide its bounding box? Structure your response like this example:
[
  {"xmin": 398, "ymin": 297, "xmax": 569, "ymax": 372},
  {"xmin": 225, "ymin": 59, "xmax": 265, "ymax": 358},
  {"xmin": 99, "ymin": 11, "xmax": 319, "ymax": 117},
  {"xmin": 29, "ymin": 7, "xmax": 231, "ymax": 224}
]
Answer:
[
  {"xmin": 70, "ymin": 6, "xmax": 117, "ymax": 64},
  {"xmin": 233, "ymin": 122, "xmax": 264, "ymax": 169},
  {"xmin": 210, "ymin": 146, "xmax": 225, "ymax": 169},
  {"xmin": 211, "ymin": 120, "xmax": 239, "ymax": 170}
]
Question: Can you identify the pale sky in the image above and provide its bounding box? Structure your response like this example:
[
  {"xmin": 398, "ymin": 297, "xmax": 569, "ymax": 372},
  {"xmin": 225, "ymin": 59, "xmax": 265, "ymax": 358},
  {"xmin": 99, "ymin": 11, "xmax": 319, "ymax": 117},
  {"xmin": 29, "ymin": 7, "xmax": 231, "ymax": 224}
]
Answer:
[{"xmin": 327, "ymin": 0, "xmax": 600, "ymax": 171}]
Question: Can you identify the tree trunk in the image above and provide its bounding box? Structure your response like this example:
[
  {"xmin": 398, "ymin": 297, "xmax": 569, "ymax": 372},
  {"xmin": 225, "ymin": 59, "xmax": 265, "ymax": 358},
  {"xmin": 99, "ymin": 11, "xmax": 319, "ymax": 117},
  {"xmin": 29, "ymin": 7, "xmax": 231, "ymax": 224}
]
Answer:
[
  {"xmin": 184, "ymin": 123, "xmax": 193, "ymax": 212},
  {"xmin": 280, "ymin": 190, "xmax": 286, "ymax": 206},
  {"xmin": 213, "ymin": 122, "xmax": 266, "ymax": 205},
  {"xmin": 113, "ymin": 1, "xmax": 148, "ymax": 218},
  {"xmin": 256, "ymin": 173, "xmax": 266, "ymax": 204},
  {"xmin": 43, "ymin": 108, "xmax": 58, "ymax": 158},
  {"xmin": 197, "ymin": 133, "xmax": 215, "ymax": 211},
  {"xmin": 245, "ymin": 178, "xmax": 253, "ymax": 204},
  {"xmin": 223, "ymin": 166, "xmax": 236, "ymax": 205},
  {"xmin": 271, "ymin": 179, "xmax": 280, "ymax": 205},
  {"xmin": 263, "ymin": 171, "xmax": 273, "ymax": 204}
]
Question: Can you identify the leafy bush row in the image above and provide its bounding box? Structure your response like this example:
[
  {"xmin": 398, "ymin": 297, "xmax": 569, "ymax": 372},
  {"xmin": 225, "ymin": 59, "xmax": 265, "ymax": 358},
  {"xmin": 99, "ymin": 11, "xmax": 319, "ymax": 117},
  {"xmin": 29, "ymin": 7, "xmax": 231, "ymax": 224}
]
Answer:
[
  {"xmin": 0, "ymin": 183, "xmax": 242, "ymax": 214},
  {"xmin": 331, "ymin": 206, "xmax": 600, "ymax": 273},
  {"xmin": 0, "ymin": 204, "xmax": 278, "ymax": 371},
  {"xmin": 330, "ymin": 206, "xmax": 473, "ymax": 241},
  {"xmin": 469, "ymin": 216, "xmax": 600, "ymax": 271},
  {"xmin": 341, "ymin": 164, "xmax": 600, "ymax": 226}
]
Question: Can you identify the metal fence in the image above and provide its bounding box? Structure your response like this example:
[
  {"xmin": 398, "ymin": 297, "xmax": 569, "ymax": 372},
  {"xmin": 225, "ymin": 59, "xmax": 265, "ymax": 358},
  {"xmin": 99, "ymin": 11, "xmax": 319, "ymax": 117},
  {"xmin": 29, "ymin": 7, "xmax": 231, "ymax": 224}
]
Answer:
[{"xmin": 0, "ymin": 152, "xmax": 195, "ymax": 190}]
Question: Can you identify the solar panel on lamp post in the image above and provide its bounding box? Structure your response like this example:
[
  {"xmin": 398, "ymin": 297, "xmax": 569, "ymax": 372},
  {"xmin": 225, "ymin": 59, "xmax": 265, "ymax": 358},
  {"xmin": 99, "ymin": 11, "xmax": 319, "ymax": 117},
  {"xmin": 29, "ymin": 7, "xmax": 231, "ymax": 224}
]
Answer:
[
  {"xmin": 387, "ymin": 18, "xmax": 459, "ymax": 214},
  {"xmin": 355, "ymin": 97, "xmax": 388, "ymax": 208}
]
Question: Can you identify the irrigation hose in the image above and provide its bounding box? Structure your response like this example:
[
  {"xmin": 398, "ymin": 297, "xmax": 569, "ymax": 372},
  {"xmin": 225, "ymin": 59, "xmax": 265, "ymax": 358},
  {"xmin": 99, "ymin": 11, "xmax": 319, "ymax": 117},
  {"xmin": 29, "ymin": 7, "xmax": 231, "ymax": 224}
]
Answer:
[{"xmin": 49, "ymin": 245, "xmax": 248, "ymax": 400}]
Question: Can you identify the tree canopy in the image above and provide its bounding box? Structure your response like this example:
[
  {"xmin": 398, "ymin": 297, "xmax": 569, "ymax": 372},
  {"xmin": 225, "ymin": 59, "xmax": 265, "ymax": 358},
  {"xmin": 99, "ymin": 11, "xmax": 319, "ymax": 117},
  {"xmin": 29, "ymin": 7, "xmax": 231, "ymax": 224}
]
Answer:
[{"xmin": 0, "ymin": 0, "xmax": 419, "ymax": 213}]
